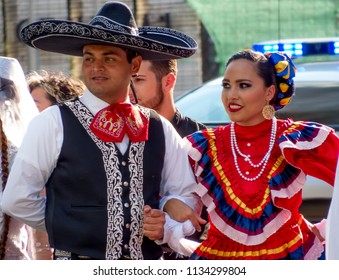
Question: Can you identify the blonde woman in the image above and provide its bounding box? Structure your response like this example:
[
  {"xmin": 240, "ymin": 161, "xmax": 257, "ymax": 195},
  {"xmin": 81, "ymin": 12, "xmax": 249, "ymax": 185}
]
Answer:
[{"xmin": 27, "ymin": 70, "xmax": 85, "ymax": 112}]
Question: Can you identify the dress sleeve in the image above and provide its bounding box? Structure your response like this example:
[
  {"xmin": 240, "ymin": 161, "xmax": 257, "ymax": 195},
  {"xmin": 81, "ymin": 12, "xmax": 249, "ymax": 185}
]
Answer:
[
  {"xmin": 278, "ymin": 120, "xmax": 339, "ymax": 186},
  {"xmin": 184, "ymin": 128, "xmax": 222, "ymax": 209},
  {"xmin": 184, "ymin": 129, "xmax": 213, "ymax": 178}
]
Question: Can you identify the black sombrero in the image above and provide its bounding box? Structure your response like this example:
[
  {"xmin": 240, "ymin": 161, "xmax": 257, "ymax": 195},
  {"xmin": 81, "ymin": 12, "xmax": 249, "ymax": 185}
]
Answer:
[{"xmin": 19, "ymin": 1, "xmax": 197, "ymax": 60}]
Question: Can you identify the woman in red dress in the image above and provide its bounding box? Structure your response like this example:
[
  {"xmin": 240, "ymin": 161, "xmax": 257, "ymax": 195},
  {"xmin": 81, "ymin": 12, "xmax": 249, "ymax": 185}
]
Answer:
[{"xmin": 168, "ymin": 49, "xmax": 339, "ymax": 259}]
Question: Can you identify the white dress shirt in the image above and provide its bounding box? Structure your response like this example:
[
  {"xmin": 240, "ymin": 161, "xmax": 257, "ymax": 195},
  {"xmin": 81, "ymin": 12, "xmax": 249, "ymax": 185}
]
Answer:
[{"xmin": 1, "ymin": 90, "xmax": 200, "ymax": 245}]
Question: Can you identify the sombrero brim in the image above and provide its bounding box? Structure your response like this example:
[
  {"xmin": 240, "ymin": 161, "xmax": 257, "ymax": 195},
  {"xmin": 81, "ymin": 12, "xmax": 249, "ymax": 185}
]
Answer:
[{"xmin": 20, "ymin": 20, "xmax": 197, "ymax": 60}]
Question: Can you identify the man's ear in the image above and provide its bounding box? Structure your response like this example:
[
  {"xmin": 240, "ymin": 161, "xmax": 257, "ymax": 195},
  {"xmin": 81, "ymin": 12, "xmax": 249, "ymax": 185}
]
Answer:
[
  {"xmin": 131, "ymin": 56, "xmax": 142, "ymax": 75},
  {"xmin": 162, "ymin": 73, "xmax": 176, "ymax": 93}
]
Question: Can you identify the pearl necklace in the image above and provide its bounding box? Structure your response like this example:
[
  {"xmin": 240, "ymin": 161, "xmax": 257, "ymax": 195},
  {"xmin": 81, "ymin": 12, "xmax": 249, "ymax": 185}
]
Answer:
[{"xmin": 230, "ymin": 118, "xmax": 277, "ymax": 181}]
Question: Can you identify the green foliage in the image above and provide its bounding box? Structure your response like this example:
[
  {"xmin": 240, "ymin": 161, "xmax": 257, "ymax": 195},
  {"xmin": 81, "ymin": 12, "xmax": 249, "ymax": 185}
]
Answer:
[{"xmin": 187, "ymin": 0, "xmax": 339, "ymax": 74}]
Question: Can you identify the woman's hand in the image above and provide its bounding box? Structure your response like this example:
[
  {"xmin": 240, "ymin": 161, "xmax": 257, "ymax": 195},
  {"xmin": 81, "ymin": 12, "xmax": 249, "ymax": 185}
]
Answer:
[{"xmin": 163, "ymin": 198, "xmax": 206, "ymax": 232}]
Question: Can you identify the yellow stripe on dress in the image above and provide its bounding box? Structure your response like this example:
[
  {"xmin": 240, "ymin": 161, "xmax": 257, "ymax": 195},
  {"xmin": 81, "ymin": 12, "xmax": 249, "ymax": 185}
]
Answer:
[{"xmin": 206, "ymin": 129, "xmax": 285, "ymax": 215}]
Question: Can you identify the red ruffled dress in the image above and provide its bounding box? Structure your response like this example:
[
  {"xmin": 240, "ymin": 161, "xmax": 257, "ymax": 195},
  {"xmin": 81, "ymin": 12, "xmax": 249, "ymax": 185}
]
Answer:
[{"xmin": 185, "ymin": 118, "xmax": 339, "ymax": 260}]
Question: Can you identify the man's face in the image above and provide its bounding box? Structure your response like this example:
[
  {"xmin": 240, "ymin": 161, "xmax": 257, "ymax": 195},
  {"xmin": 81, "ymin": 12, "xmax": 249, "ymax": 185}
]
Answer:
[
  {"xmin": 82, "ymin": 45, "xmax": 141, "ymax": 104},
  {"xmin": 130, "ymin": 60, "xmax": 164, "ymax": 110}
]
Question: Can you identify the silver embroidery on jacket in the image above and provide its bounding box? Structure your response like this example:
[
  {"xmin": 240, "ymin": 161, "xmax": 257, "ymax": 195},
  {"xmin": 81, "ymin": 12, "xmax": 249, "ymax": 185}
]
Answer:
[{"xmin": 65, "ymin": 101, "xmax": 150, "ymax": 260}]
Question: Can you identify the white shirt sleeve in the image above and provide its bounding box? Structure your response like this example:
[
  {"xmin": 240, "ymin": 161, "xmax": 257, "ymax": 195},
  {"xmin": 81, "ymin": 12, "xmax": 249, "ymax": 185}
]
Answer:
[
  {"xmin": 156, "ymin": 116, "xmax": 202, "ymax": 246},
  {"xmin": 158, "ymin": 115, "xmax": 201, "ymax": 213},
  {"xmin": 1, "ymin": 106, "xmax": 63, "ymax": 231}
]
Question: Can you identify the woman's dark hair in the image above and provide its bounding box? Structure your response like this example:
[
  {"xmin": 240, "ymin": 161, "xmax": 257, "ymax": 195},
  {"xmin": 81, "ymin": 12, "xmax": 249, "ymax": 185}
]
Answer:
[
  {"xmin": 0, "ymin": 77, "xmax": 18, "ymax": 103},
  {"xmin": 225, "ymin": 49, "xmax": 295, "ymax": 110},
  {"xmin": 226, "ymin": 49, "xmax": 276, "ymax": 90}
]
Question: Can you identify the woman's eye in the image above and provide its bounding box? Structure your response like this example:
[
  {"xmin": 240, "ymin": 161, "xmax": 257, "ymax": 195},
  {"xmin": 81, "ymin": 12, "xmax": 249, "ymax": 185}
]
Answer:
[
  {"xmin": 240, "ymin": 83, "xmax": 250, "ymax": 88},
  {"xmin": 222, "ymin": 82, "xmax": 230, "ymax": 89}
]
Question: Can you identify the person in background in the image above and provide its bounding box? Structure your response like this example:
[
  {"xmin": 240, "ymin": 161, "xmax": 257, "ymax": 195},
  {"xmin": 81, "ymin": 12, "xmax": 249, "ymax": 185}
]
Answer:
[
  {"xmin": 0, "ymin": 56, "xmax": 39, "ymax": 259},
  {"xmin": 130, "ymin": 59, "xmax": 208, "ymax": 258},
  {"xmin": 130, "ymin": 59, "xmax": 206, "ymax": 137},
  {"xmin": 165, "ymin": 49, "xmax": 339, "ymax": 259},
  {"xmin": 1, "ymin": 1, "xmax": 203, "ymax": 260},
  {"xmin": 27, "ymin": 70, "xmax": 85, "ymax": 112}
]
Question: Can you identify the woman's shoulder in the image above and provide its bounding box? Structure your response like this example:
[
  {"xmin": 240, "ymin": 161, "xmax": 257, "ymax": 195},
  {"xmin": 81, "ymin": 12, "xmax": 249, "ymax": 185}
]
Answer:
[
  {"xmin": 277, "ymin": 118, "xmax": 335, "ymax": 146},
  {"xmin": 278, "ymin": 118, "xmax": 334, "ymax": 134}
]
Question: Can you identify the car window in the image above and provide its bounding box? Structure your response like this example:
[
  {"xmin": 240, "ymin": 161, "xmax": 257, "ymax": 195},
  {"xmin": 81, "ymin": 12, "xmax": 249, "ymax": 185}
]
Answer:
[
  {"xmin": 276, "ymin": 83, "xmax": 339, "ymax": 125},
  {"xmin": 175, "ymin": 78, "xmax": 230, "ymax": 124},
  {"xmin": 277, "ymin": 62, "xmax": 339, "ymax": 126}
]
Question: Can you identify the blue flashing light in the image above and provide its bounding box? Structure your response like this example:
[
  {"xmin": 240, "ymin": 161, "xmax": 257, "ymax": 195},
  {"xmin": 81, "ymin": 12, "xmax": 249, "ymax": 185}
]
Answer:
[
  {"xmin": 283, "ymin": 43, "xmax": 303, "ymax": 57},
  {"xmin": 295, "ymin": 43, "xmax": 303, "ymax": 50},
  {"xmin": 333, "ymin": 41, "xmax": 339, "ymax": 55},
  {"xmin": 263, "ymin": 44, "xmax": 278, "ymax": 51},
  {"xmin": 253, "ymin": 42, "xmax": 304, "ymax": 57},
  {"xmin": 253, "ymin": 39, "xmax": 339, "ymax": 57},
  {"xmin": 295, "ymin": 50, "xmax": 303, "ymax": 56},
  {"xmin": 283, "ymin": 44, "xmax": 293, "ymax": 50}
]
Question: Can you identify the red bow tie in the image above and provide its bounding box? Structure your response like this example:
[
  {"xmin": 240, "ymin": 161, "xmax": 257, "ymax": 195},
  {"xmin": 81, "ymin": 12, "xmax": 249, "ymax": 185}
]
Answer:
[{"xmin": 90, "ymin": 103, "xmax": 149, "ymax": 142}]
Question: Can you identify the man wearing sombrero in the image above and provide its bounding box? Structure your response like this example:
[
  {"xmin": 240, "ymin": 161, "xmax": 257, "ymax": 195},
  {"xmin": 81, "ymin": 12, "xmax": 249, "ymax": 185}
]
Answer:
[{"xmin": 2, "ymin": 1, "xmax": 203, "ymax": 260}]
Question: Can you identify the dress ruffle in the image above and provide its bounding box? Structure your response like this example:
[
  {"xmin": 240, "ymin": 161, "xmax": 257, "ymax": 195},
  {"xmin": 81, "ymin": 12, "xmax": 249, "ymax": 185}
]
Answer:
[
  {"xmin": 278, "ymin": 119, "xmax": 338, "ymax": 185},
  {"xmin": 191, "ymin": 222, "xmax": 304, "ymax": 260},
  {"xmin": 278, "ymin": 120, "xmax": 332, "ymax": 151}
]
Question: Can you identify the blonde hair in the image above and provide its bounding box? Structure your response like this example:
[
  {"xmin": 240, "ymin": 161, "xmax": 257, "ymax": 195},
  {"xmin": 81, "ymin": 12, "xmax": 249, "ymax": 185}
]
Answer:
[{"xmin": 26, "ymin": 70, "xmax": 85, "ymax": 105}]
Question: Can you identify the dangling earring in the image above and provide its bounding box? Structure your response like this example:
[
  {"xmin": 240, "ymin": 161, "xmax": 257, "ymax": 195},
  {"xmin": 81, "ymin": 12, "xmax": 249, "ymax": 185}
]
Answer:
[{"xmin": 262, "ymin": 104, "xmax": 275, "ymax": 120}]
